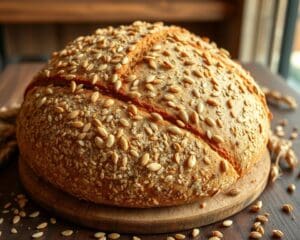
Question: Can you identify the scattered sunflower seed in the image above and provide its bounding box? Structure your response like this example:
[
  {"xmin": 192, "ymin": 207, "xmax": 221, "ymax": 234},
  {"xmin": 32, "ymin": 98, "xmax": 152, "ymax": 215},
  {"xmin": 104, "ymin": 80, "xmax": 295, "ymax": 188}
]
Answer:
[
  {"xmin": 290, "ymin": 131, "xmax": 298, "ymax": 140},
  {"xmin": 167, "ymin": 237, "xmax": 175, "ymax": 240},
  {"xmin": 282, "ymin": 204, "xmax": 293, "ymax": 214},
  {"xmin": 19, "ymin": 211, "xmax": 26, "ymax": 217},
  {"xmin": 269, "ymin": 164, "xmax": 280, "ymax": 183},
  {"xmin": 192, "ymin": 228, "xmax": 200, "ymax": 237},
  {"xmin": 208, "ymin": 237, "xmax": 220, "ymax": 240},
  {"xmin": 12, "ymin": 215, "xmax": 20, "ymax": 224},
  {"xmin": 287, "ymin": 184, "xmax": 296, "ymax": 193},
  {"xmin": 174, "ymin": 233, "xmax": 186, "ymax": 240},
  {"xmin": 132, "ymin": 236, "xmax": 141, "ymax": 240},
  {"xmin": 272, "ymin": 229, "xmax": 284, "ymax": 238},
  {"xmin": 252, "ymin": 221, "xmax": 261, "ymax": 230},
  {"xmin": 108, "ymin": 233, "xmax": 120, "ymax": 239},
  {"xmin": 94, "ymin": 232, "xmax": 106, "ymax": 238},
  {"xmin": 250, "ymin": 200, "xmax": 262, "ymax": 212},
  {"xmin": 50, "ymin": 217, "xmax": 56, "ymax": 224},
  {"xmin": 263, "ymin": 88, "xmax": 298, "ymax": 109},
  {"xmin": 36, "ymin": 222, "xmax": 48, "ymax": 229},
  {"xmin": 211, "ymin": 230, "xmax": 223, "ymax": 238},
  {"xmin": 4, "ymin": 202, "xmax": 11, "ymax": 209},
  {"xmin": 222, "ymin": 219, "xmax": 233, "ymax": 227},
  {"xmin": 61, "ymin": 229, "xmax": 73, "ymax": 237},
  {"xmin": 32, "ymin": 231, "xmax": 44, "ymax": 239},
  {"xmin": 256, "ymin": 225, "xmax": 264, "ymax": 235},
  {"xmin": 256, "ymin": 215, "xmax": 268, "ymax": 223},
  {"xmin": 29, "ymin": 211, "xmax": 40, "ymax": 218},
  {"xmin": 249, "ymin": 231, "xmax": 262, "ymax": 239}
]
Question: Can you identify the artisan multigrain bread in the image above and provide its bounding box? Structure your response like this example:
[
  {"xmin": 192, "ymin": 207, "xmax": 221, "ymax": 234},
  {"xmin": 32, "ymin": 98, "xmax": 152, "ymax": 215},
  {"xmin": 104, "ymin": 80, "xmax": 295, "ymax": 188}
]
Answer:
[{"xmin": 16, "ymin": 21, "xmax": 271, "ymax": 208}]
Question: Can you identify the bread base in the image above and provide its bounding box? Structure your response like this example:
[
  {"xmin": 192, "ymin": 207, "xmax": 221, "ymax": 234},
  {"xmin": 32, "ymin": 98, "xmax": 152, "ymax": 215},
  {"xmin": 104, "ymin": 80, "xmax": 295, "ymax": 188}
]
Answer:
[{"xmin": 19, "ymin": 150, "xmax": 270, "ymax": 234}]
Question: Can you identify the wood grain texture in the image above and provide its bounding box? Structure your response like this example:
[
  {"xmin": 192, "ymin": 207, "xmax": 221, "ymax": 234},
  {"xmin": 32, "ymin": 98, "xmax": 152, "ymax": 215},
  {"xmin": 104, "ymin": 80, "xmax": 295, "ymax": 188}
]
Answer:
[
  {"xmin": 18, "ymin": 151, "xmax": 270, "ymax": 234},
  {"xmin": 0, "ymin": 63, "xmax": 299, "ymax": 239},
  {"xmin": 0, "ymin": 0, "xmax": 234, "ymax": 23}
]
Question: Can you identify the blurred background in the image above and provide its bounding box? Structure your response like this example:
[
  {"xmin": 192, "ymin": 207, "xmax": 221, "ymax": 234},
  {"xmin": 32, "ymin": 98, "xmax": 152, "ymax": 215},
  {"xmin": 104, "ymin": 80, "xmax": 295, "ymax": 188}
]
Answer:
[{"xmin": 0, "ymin": 0, "xmax": 299, "ymax": 91}]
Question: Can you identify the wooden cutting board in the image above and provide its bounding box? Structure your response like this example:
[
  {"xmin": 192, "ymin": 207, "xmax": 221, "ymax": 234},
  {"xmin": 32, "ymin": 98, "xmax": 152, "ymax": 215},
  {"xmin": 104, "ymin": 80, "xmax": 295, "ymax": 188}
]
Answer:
[{"xmin": 19, "ymin": 150, "xmax": 270, "ymax": 234}]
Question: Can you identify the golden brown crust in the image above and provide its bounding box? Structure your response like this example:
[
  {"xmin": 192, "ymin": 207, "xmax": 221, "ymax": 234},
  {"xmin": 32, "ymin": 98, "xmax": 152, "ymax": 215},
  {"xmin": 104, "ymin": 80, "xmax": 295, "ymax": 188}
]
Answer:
[{"xmin": 17, "ymin": 21, "xmax": 270, "ymax": 207}]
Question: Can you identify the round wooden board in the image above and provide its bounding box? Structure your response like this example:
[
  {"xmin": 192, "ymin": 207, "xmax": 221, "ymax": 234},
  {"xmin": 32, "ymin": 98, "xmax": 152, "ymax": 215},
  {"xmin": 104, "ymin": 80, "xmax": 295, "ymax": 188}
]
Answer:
[{"xmin": 19, "ymin": 150, "xmax": 270, "ymax": 234}]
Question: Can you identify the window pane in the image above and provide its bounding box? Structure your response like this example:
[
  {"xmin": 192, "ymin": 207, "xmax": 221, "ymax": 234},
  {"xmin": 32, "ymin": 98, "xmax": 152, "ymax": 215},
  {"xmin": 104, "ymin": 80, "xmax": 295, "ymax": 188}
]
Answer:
[{"xmin": 288, "ymin": 4, "xmax": 300, "ymax": 92}]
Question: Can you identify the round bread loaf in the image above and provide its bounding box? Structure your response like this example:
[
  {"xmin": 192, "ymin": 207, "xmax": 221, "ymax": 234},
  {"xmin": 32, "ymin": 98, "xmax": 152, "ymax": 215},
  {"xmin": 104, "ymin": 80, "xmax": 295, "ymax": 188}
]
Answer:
[{"xmin": 16, "ymin": 21, "xmax": 271, "ymax": 208}]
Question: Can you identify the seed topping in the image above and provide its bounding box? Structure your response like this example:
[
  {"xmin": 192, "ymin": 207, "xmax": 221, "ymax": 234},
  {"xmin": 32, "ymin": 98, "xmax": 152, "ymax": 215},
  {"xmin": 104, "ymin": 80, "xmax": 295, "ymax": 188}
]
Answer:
[
  {"xmin": 206, "ymin": 98, "xmax": 219, "ymax": 106},
  {"xmin": 103, "ymin": 99, "xmax": 115, "ymax": 107},
  {"xmin": 187, "ymin": 155, "xmax": 196, "ymax": 168},
  {"xmin": 95, "ymin": 136, "xmax": 104, "ymax": 148},
  {"xmin": 128, "ymin": 104, "xmax": 138, "ymax": 115},
  {"xmin": 97, "ymin": 127, "xmax": 108, "ymax": 138},
  {"xmin": 151, "ymin": 112, "xmax": 163, "ymax": 122},
  {"xmin": 91, "ymin": 91, "xmax": 100, "ymax": 103},
  {"xmin": 70, "ymin": 81, "xmax": 76, "ymax": 93},
  {"xmin": 72, "ymin": 121, "xmax": 84, "ymax": 128},
  {"xmin": 219, "ymin": 160, "xmax": 228, "ymax": 172},
  {"xmin": 212, "ymin": 135, "xmax": 224, "ymax": 143},
  {"xmin": 120, "ymin": 118, "xmax": 130, "ymax": 127},
  {"xmin": 204, "ymin": 117, "xmax": 215, "ymax": 127},
  {"xmin": 141, "ymin": 153, "xmax": 150, "ymax": 166},
  {"xmin": 226, "ymin": 188, "xmax": 240, "ymax": 196},
  {"xmin": 147, "ymin": 162, "xmax": 162, "ymax": 172},
  {"xmin": 178, "ymin": 109, "xmax": 189, "ymax": 123},
  {"xmin": 106, "ymin": 134, "xmax": 115, "ymax": 148},
  {"xmin": 119, "ymin": 136, "xmax": 129, "ymax": 151},
  {"xmin": 68, "ymin": 110, "xmax": 80, "ymax": 119},
  {"xmin": 168, "ymin": 126, "xmax": 183, "ymax": 135}
]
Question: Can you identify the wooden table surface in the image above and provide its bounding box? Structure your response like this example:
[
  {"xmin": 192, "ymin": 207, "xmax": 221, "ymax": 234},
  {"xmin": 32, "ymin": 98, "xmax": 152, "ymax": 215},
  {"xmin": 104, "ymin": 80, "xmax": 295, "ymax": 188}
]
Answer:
[{"xmin": 0, "ymin": 63, "xmax": 299, "ymax": 239}]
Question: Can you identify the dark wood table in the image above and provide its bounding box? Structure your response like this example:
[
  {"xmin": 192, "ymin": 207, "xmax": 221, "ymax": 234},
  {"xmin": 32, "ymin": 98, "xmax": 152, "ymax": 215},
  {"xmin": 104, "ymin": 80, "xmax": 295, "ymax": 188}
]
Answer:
[{"xmin": 0, "ymin": 63, "xmax": 299, "ymax": 239}]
